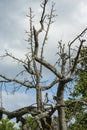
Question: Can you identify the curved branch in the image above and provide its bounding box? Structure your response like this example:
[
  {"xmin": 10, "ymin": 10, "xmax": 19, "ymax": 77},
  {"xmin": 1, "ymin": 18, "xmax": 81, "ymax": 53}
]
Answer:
[
  {"xmin": 35, "ymin": 56, "xmax": 62, "ymax": 78},
  {"xmin": 0, "ymin": 106, "xmax": 37, "ymax": 119}
]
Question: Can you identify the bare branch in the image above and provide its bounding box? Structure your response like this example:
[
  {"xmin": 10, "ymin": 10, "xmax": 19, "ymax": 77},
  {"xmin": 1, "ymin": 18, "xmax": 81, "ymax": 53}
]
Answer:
[
  {"xmin": 33, "ymin": 26, "xmax": 39, "ymax": 56},
  {"xmin": 37, "ymin": 0, "xmax": 48, "ymax": 34},
  {"xmin": 0, "ymin": 99, "xmax": 86, "ymax": 121},
  {"xmin": 40, "ymin": 2, "xmax": 56, "ymax": 74},
  {"xmin": 0, "ymin": 74, "xmax": 35, "ymax": 89},
  {"xmin": 1, "ymin": 51, "xmax": 27, "ymax": 65},
  {"xmin": 0, "ymin": 105, "xmax": 37, "ymax": 119},
  {"xmin": 0, "ymin": 103, "xmax": 65, "ymax": 120},
  {"xmin": 35, "ymin": 56, "xmax": 62, "ymax": 78},
  {"xmin": 23, "ymin": 65, "xmax": 36, "ymax": 75},
  {"xmin": 29, "ymin": 8, "xmax": 34, "ymax": 55},
  {"xmin": 69, "ymin": 28, "xmax": 87, "ymax": 46},
  {"xmin": 41, "ymin": 79, "xmax": 59, "ymax": 91},
  {"xmin": 33, "ymin": 0, "xmax": 49, "ymax": 56},
  {"xmin": 70, "ymin": 39, "xmax": 86, "ymax": 75}
]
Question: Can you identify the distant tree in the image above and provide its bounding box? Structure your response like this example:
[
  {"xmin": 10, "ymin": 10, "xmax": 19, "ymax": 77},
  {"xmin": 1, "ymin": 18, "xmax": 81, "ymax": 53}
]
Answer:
[{"xmin": 0, "ymin": 0, "xmax": 87, "ymax": 130}]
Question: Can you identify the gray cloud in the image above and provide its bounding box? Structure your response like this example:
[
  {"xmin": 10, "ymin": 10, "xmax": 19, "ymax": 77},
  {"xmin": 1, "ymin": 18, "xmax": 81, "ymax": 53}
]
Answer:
[{"xmin": 0, "ymin": 0, "xmax": 87, "ymax": 77}]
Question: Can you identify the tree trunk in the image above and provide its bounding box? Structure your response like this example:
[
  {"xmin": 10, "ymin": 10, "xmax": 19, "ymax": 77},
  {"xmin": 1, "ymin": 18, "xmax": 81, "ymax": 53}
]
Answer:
[
  {"xmin": 36, "ymin": 85, "xmax": 43, "ymax": 111},
  {"xmin": 57, "ymin": 82, "xmax": 67, "ymax": 130}
]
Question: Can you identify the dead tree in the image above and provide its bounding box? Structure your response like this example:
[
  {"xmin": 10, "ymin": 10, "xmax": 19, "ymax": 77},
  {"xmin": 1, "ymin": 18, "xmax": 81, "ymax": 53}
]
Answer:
[
  {"xmin": 0, "ymin": 0, "xmax": 56, "ymax": 129},
  {"xmin": 0, "ymin": 0, "xmax": 87, "ymax": 130},
  {"xmin": 35, "ymin": 30, "xmax": 87, "ymax": 130}
]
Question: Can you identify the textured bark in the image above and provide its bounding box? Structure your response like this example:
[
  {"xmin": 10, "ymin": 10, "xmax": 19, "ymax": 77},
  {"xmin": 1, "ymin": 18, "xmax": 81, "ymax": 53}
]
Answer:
[
  {"xmin": 57, "ymin": 83, "xmax": 67, "ymax": 130},
  {"xmin": 36, "ymin": 85, "xmax": 43, "ymax": 110},
  {"xmin": 58, "ymin": 107, "xmax": 67, "ymax": 130}
]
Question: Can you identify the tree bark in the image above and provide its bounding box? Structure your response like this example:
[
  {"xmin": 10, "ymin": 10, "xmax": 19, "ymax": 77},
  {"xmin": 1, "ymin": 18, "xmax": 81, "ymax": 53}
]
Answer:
[
  {"xmin": 57, "ymin": 82, "xmax": 67, "ymax": 130},
  {"xmin": 36, "ymin": 85, "xmax": 43, "ymax": 111}
]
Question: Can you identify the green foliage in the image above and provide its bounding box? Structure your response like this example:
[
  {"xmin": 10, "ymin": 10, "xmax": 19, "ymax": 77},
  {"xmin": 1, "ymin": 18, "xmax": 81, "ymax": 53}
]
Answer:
[
  {"xmin": 80, "ymin": 46, "xmax": 87, "ymax": 70},
  {"xmin": 72, "ymin": 46, "xmax": 87, "ymax": 98},
  {"xmin": 72, "ymin": 72, "xmax": 87, "ymax": 98},
  {"xmin": 71, "ymin": 45, "xmax": 87, "ymax": 98},
  {"xmin": 69, "ymin": 113, "xmax": 87, "ymax": 130},
  {"xmin": 0, "ymin": 118, "xmax": 16, "ymax": 130},
  {"xmin": 66, "ymin": 46, "xmax": 87, "ymax": 130},
  {"xmin": 0, "ymin": 116, "xmax": 38, "ymax": 130},
  {"xmin": 25, "ymin": 116, "xmax": 38, "ymax": 130},
  {"xmin": 19, "ymin": 116, "xmax": 38, "ymax": 130}
]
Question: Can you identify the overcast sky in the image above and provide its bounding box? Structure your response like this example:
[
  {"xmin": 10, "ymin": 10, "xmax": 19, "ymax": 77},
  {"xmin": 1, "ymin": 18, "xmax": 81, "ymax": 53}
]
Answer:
[{"xmin": 0, "ymin": 0, "xmax": 87, "ymax": 111}]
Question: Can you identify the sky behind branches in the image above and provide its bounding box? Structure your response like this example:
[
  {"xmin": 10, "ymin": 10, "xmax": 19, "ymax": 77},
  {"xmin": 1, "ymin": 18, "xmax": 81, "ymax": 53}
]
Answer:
[{"xmin": 0, "ymin": 0, "xmax": 87, "ymax": 111}]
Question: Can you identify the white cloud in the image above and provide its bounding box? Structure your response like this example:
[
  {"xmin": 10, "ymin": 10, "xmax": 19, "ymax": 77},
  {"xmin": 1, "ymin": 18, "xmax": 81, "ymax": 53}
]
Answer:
[
  {"xmin": 2, "ymin": 91, "xmax": 36, "ymax": 111},
  {"xmin": 2, "ymin": 90, "xmax": 54, "ymax": 111}
]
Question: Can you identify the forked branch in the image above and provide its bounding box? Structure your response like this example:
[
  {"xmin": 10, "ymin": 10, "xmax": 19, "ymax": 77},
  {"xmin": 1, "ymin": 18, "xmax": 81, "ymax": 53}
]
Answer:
[{"xmin": 35, "ymin": 56, "xmax": 62, "ymax": 78}]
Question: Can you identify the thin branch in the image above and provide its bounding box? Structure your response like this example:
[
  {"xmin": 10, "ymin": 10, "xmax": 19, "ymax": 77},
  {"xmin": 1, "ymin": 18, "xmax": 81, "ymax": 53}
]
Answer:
[
  {"xmin": 37, "ymin": 0, "xmax": 48, "ymax": 35},
  {"xmin": 33, "ymin": 0, "xmax": 48, "ymax": 56},
  {"xmin": 23, "ymin": 65, "xmax": 36, "ymax": 75},
  {"xmin": 40, "ymin": 2, "xmax": 56, "ymax": 74},
  {"xmin": 70, "ymin": 39, "xmax": 86, "ymax": 75},
  {"xmin": 28, "ymin": 8, "xmax": 34, "ymax": 55},
  {"xmin": 0, "ymin": 74, "xmax": 35, "ymax": 89},
  {"xmin": 1, "ymin": 51, "xmax": 27, "ymax": 65},
  {"xmin": 69, "ymin": 28, "xmax": 87, "ymax": 46},
  {"xmin": 78, "ymin": 55, "xmax": 87, "ymax": 63},
  {"xmin": 14, "ymin": 70, "xmax": 25, "ymax": 79},
  {"xmin": 41, "ymin": 79, "xmax": 59, "ymax": 91}
]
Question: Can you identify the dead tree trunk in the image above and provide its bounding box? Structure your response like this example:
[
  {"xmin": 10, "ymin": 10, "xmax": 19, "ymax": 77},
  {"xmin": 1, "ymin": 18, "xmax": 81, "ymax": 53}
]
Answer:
[
  {"xmin": 56, "ymin": 42, "xmax": 67, "ymax": 130},
  {"xmin": 36, "ymin": 84, "xmax": 43, "ymax": 111},
  {"xmin": 57, "ymin": 82, "xmax": 67, "ymax": 130}
]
